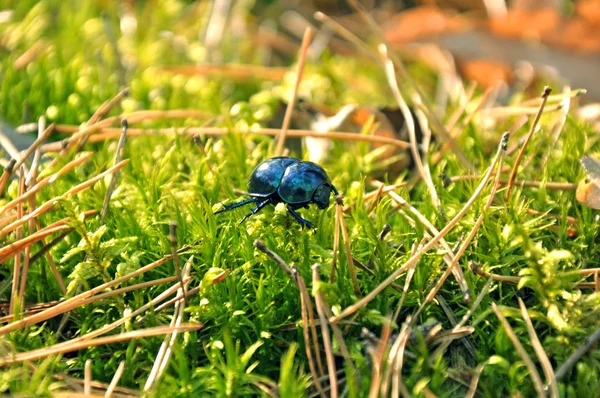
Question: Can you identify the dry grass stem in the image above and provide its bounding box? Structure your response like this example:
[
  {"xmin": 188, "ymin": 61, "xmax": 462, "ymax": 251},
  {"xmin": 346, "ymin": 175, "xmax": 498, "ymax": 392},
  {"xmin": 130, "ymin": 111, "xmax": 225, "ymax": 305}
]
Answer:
[
  {"xmin": 169, "ymin": 222, "xmax": 188, "ymax": 306},
  {"xmin": 0, "ymin": 152, "xmax": 93, "ymax": 217},
  {"xmin": 84, "ymin": 359, "xmax": 92, "ymax": 396},
  {"xmin": 100, "ymin": 120, "xmax": 128, "ymax": 223},
  {"xmin": 312, "ymin": 265, "xmax": 355, "ymax": 374},
  {"xmin": 312, "ymin": 264, "xmax": 338, "ymax": 398},
  {"xmin": 379, "ymin": 44, "xmax": 441, "ymax": 213},
  {"xmin": 518, "ymin": 298, "xmax": 559, "ymax": 398},
  {"xmin": 0, "ymin": 225, "xmax": 71, "ymax": 263},
  {"xmin": 335, "ymin": 196, "xmax": 361, "ymax": 296},
  {"xmin": 449, "ymin": 175, "xmax": 577, "ymax": 191},
  {"xmin": 430, "ymin": 277, "xmax": 493, "ymax": 364},
  {"xmin": 0, "ymin": 159, "xmax": 129, "ymax": 238},
  {"xmin": 9, "ymin": 173, "xmax": 26, "ymax": 315},
  {"xmin": 505, "ymin": 87, "xmax": 552, "ymax": 200},
  {"xmin": 0, "ymin": 324, "xmax": 202, "ymax": 365},
  {"xmin": 105, "ymin": 361, "xmax": 126, "ymax": 398},
  {"xmin": 491, "ymin": 302, "xmax": 545, "ymax": 396},
  {"xmin": 274, "ymin": 27, "xmax": 312, "ymax": 156},
  {"xmin": 555, "ymin": 326, "xmax": 600, "ymax": 381},
  {"xmin": 144, "ymin": 257, "xmax": 192, "ymax": 391},
  {"xmin": 11, "ymin": 123, "xmax": 54, "ymax": 173},
  {"xmin": 466, "ymin": 363, "xmax": 485, "ymax": 398},
  {"xmin": 519, "ymin": 88, "xmax": 585, "ymax": 106},
  {"xmin": 330, "ymin": 200, "xmax": 341, "ymax": 282}
]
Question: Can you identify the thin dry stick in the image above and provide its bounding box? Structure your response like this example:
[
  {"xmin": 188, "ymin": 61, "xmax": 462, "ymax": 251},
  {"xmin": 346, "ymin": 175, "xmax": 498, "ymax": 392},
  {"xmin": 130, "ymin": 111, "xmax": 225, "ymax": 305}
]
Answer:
[
  {"xmin": 100, "ymin": 119, "xmax": 128, "ymax": 223},
  {"xmin": 137, "ymin": 286, "xmax": 201, "ymax": 323},
  {"xmin": 518, "ymin": 298, "xmax": 559, "ymax": 398},
  {"xmin": 388, "ymin": 192, "xmax": 471, "ymax": 302},
  {"xmin": 0, "ymin": 159, "xmax": 16, "ymax": 197},
  {"xmin": 9, "ymin": 173, "xmax": 26, "ymax": 315},
  {"xmin": 392, "ymin": 239, "xmax": 421, "ymax": 323},
  {"xmin": 20, "ymin": 117, "xmax": 48, "ymax": 305},
  {"xmin": 331, "ymin": 132, "xmax": 506, "ymax": 323},
  {"xmin": 491, "ymin": 303, "xmax": 545, "ymax": 396},
  {"xmin": 0, "ymin": 159, "xmax": 129, "ymax": 239},
  {"xmin": 367, "ymin": 320, "xmax": 392, "ymax": 398},
  {"xmin": 0, "ymin": 275, "xmax": 179, "ymax": 324},
  {"xmin": 450, "ymin": 175, "xmax": 577, "ymax": 191},
  {"xmin": 313, "ymin": 265, "xmax": 355, "ymax": 373},
  {"xmin": 329, "ymin": 201, "xmax": 341, "ymax": 283},
  {"xmin": 144, "ymin": 257, "xmax": 192, "ymax": 391},
  {"xmin": 11, "ymin": 123, "xmax": 54, "ymax": 172},
  {"xmin": 555, "ymin": 326, "xmax": 600, "ymax": 381},
  {"xmin": 466, "ymin": 363, "xmax": 486, "ymax": 398},
  {"xmin": 379, "ymin": 44, "xmax": 442, "ymax": 216},
  {"xmin": 253, "ymin": 240, "xmax": 326, "ymax": 393},
  {"xmin": 275, "ymin": 27, "xmax": 312, "ymax": 156},
  {"xmin": 0, "ymin": 152, "xmax": 94, "ymax": 217},
  {"xmin": 105, "ymin": 361, "xmax": 125, "ymax": 398},
  {"xmin": 312, "ymin": 264, "xmax": 338, "ymax": 398},
  {"xmin": 432, "ymin": 86, "xmax": 494, "ymax": 165},
  {"xmin": 0, "ymin": 324, "xmax": 202, "ymax": 365},
  {"xmin": 390, "ymin": 324, "xmax": 412, "ymax": 398},
  {"xmin": 84, "ymin": 359, "xmax": 92, "ymax": 396},
  {"xmin": 0, "ymin": 225, "xmax": 71, "ymax": 263},
  {"xmin": 169, "ymin": 222, "xmax": 188, "ymax": 306},
  {"xmin": 505, "ymin": 87, "xmax": 552, "ymax": 200},
  {"xmin": 0, "ymin": 251, "xmax": 177, "ymax": 336},
  {"xmin": 519, "ymin": 88, "xmax": 585, "ymax": 106},
  {"xmin": 54, "ymin": 109, "xmax": 210, "ymax": 135},
  {"xmin": 335, "ymin": 196, "xmax": 361, "ymax": 297},
  {"xmin": 412, "ymin": 134, "xmax": 507, "ymax": 320},
  {"xmin": 347, "ymin": 0, "xmax": 470, "ymax": 168},
  {"xmin": 40, "ymin": 126, "xmax": 411, "ymax": 153},
  {"xmin": 469, "ymin": 262, "xmax": 596, "ymax": 289},
  {"xmin": 3, "ymin": 277, "xmax": 192, "ymax": 364}
]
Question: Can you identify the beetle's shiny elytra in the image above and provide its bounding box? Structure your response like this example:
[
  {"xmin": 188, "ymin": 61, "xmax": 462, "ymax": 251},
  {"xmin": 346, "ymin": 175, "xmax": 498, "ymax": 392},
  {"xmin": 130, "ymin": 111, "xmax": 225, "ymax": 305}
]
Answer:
[{"xmin": 215, "ymin": 156, "xmax": 338, "ymax": 228}]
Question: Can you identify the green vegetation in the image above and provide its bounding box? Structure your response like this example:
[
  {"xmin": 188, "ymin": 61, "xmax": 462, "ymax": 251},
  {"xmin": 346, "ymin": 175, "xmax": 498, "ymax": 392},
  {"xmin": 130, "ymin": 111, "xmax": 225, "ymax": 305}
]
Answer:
[{"xmin": 1, "ymin": 1, "xmax": 599, "ymax": 397}]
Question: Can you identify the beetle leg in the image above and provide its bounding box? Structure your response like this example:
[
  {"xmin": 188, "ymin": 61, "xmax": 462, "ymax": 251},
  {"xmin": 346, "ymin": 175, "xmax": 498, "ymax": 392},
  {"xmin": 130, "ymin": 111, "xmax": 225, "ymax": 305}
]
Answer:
[
  {"xmin": 238, "ymin": 199, "xmax": 271, "ymax": 225},
  {"xmin": 287, "ymin": 205, "xmax": 313, "ymax": 229},
  {"xmin": 214, "ymin": 197, "xmax": 259, "ymax": 214}
]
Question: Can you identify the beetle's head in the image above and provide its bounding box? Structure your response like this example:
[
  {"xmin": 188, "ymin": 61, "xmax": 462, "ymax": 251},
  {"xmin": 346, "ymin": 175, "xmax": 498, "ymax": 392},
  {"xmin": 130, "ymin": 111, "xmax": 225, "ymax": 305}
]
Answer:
[{"xmin": 312, "ymin": 183, "xmax": 335, "ymax": 209}]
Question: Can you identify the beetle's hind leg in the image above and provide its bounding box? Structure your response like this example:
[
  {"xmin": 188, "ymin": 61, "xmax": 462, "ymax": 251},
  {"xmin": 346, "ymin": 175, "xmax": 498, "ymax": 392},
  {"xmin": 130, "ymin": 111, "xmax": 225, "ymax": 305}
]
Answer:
[
  {"xmin": 287, "ymin": 205, "xmax": 313, "ymax": 229},
  {"xmin": 214, "ymin": 197, "xmax": 259, "ymax": 214},
  {"xmin": 238, "ymin": 198, "xmax": 271, "ymax": 225}
]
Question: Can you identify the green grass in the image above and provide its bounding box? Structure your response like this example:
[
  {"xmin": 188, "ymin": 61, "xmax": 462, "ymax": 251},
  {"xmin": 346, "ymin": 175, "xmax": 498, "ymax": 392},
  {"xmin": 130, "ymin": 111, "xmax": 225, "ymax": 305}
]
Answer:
[{"xmin": 1, "ymin": 1, "xmax": 600, "ymax": 397}]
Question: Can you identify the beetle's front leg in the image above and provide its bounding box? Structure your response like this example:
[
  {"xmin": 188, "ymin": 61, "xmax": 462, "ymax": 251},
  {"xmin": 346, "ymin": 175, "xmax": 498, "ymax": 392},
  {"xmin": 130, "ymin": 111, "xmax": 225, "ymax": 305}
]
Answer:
[{"xmin": 287, "ymin": 205, "xmax": 313, "ymax": 229}]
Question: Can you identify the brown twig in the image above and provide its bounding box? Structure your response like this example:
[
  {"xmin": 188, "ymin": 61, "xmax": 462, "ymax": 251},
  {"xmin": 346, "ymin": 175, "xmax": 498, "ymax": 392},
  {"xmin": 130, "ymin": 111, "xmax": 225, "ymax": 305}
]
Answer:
[
  {"xmin": 275, "ymin": 27, "xmax": 312, "ymax": 156},
  {"xmin": 505, "ymin": 87, "xmax": 552, "ymax": 201}
]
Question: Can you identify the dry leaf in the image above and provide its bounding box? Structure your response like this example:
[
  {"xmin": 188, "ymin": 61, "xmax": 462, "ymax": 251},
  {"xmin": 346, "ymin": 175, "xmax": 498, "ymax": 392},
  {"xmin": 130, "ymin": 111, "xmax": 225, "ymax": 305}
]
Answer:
[{"xmin": 576, "ymin": 156, "xmax": 600, "ymax": 209}]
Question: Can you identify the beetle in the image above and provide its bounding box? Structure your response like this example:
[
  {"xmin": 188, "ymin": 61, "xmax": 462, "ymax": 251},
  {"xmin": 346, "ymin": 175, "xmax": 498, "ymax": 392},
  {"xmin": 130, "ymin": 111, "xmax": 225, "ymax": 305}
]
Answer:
[{"xmin": 215, "ymin": 156, "xmax": 339, "ymax": 228}]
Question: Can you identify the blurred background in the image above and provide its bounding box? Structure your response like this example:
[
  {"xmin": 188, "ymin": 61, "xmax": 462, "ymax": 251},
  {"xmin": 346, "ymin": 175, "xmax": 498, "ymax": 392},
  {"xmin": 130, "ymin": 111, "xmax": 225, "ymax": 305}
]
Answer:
[{"xmin": 1, "ymin": 0, "xmax": 599, "ymax": 151}]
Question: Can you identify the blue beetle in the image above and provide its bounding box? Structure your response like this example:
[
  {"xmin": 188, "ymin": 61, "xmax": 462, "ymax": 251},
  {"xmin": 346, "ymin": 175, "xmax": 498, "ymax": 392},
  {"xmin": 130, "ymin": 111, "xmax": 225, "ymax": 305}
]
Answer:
[{"xmin": 215, "ymin": 157, "xmax": 338, "ymax": 228}]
